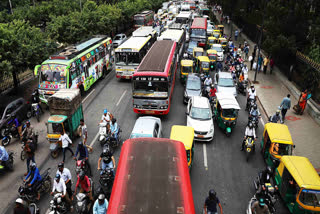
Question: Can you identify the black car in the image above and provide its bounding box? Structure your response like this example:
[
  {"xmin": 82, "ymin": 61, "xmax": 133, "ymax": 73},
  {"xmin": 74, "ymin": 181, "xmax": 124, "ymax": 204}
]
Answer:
[
  {"xmin": 183, "ymin": 73, "xmax": 202, "ymax": 104},
  {"xmin": 0, "ymin": 97, "xmax": 30, "ymax": 137}
]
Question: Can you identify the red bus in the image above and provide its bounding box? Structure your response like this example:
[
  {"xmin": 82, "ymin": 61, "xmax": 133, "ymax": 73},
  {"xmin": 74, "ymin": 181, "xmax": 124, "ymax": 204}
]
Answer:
[
  {"xmin": 132, "ymin": 40, "xmax": 177, "ymax": 115},
  {"xmin": 107, "ymin": 138, "xmax": 195, "ymax": 214},
  {"xmin": 190, "ymin": 17, "xmax": 207, "ymax": 47},
  {"xmin": 133, "ymin": 10, "xmax": 154, "ymax": 29}
]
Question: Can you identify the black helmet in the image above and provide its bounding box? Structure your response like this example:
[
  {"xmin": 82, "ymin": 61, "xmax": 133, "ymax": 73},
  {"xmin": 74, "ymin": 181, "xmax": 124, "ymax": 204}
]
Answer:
[
  {"xmin": 30, "ymin": 162, "xmax": 36, "ymax": 171},
  {"xmin": 209, "ymin": 189, "xmax": 216, "ymax": 198},
  {"xmin": 11, "ymin": 113, "xmax": 16, "ymax": 119},
  {"xmin": 102, "ymin": 147, "xmax": 110, "ymax": 156},
  {"xmin": 267, "ymin": 166, "xmax": 273, "ymax": 174},
  {"xmin": 253, "ymin": 104, "xmax": 257, "ymax": 110},
  {"xmin": 112, "ymin": 118, "xmax": 116, "ymax": 123},
  {"xmin": 58, "ymin": 162, "xmax": 64, "ymax": 169},
  {"xmin": 79, "ymin": 171, "xmax": 85, "ymax": 180},
  {"xmin": 248, "ymin": 122, "xmax": 253, "ymax": 129}
]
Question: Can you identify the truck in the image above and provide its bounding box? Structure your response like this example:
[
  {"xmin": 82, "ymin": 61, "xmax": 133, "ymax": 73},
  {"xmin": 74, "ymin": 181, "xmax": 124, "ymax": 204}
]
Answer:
[{"xmin": 47, "ymin": 89, "xmax": 83, "ymax": 158}]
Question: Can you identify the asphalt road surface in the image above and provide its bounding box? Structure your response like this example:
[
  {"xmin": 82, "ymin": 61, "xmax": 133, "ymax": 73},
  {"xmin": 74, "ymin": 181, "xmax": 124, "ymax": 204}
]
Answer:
[{"xmin": 2, "ymin": 67, "xmax": 290, "ymax": 214}]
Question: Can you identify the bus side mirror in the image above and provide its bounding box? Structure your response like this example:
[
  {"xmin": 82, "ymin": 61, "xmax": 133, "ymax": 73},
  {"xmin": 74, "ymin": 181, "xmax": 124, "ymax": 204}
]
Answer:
[{"xmin": 34, "ymin": 65, "xmax": 41, "ymax": 76}]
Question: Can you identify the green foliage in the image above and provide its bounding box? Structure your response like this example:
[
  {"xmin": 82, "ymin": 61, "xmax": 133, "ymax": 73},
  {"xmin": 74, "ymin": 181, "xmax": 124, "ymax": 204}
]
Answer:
[{"xmin": 308, "ymin": 44, "xmax": 320, "ymax": 63}]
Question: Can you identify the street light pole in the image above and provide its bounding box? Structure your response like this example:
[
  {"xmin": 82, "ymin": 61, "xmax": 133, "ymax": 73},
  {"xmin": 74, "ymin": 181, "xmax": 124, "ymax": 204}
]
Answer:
[{"xmin": 8, "ymin": 0, "xmax": 13, "ymax": 14}]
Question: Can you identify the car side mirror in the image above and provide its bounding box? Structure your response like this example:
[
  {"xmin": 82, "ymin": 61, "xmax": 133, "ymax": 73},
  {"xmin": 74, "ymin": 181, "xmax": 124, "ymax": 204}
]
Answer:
[
  {"xmin": 185, "ymin": 112, "xmax": 189, "ymax": 115},
  {"xmin": 293, "ymin": 145, "xmax": 296, "ymax": 148}
]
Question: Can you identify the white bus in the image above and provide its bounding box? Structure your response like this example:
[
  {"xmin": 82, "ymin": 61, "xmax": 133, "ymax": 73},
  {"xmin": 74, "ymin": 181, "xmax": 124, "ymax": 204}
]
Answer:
[
  {"xmin": 175, "ymin": 12, "xmax": 192, "ymax": 25},
  {"xmin": 158, "ymin": 29, "xmax": 186, "ymax": 60},
  {"xmin": 132, "ymin": 26, "xmax": 157, "ymax": 38},
  {"xmin": 115, "ymin": 36, "xmax": 155, "ymax": 79}
]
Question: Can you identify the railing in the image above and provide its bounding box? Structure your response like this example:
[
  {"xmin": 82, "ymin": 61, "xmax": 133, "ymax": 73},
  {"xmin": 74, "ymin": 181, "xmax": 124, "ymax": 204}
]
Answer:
[
  {"xmin": 296, "ymin": 51, "xmax": 320, "ymax": 72},
  {"xmin": 0, "ymin": 70, "xmax": 34, "ymax": 94}
]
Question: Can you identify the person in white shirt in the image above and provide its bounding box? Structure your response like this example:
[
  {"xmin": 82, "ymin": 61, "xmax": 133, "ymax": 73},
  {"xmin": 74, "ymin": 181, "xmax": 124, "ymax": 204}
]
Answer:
[
  {"xmin": 241, "ymin": 122, "xmax": 256, "ymax": 151},
  {"xmin": 59, "ymin": 130, "xmax": 74, "ymax": 163},
  {"xmin": 246, "ymin": 85, "xmax": 257, "ymax": 110},
  {"xmin": 51, "ymin": 173, "xmax": 71, "ymax": 204},
  {"xmin": 204, "ymin": 76, "xmax": 212, "ymax": 86},
  {"xmin": 57, "ymin": 162, "xmax": 73, "ymax": 201},
  {"xmin": 100, "ymin": 109, "xmax": 111, "ymax": 124}
]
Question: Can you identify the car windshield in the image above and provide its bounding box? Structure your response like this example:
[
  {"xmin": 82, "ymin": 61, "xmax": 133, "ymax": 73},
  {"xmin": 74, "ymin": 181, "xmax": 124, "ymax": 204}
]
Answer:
[
  {"xmin": 114, "ymin": 35, "xmax": 122, "ymax": 40},
  {"xmin": 47, "ymin": 123, "xmax": 63, "ymax": 134},
  {"xmin": 187, "ymin": 78, "xmax": 201, "ymax": 90},
  {"xmin": 191, "ymin": 29, "xmax": 206, "ymax": 37},
  {"xmin": 208, "ymin": 39, "xmax": 215, "ymax": 44},
  {"xmin": 134, "ymin": 18, "xmax": 145, "ymax": 26},
  {"xmin": 40, "ymin": 64, "xmax": 66, "ymax": 84},
  {"xmin": 208, "ymin": 55, "xmax": 216, "ymax": 60},
  {"xmin": 218, "ymin": 78, "xmax": 234, "ymax": 87},
  {"xmin": 182, "ymin": 66, "xmax": 192, "ymax": 73},
  {"xmin": 222, "ymin": 109, "xmax": 237, "ymax": 118},
  {"xmin": 190, "ymin": 106, "xmax": 211, "ymax": 120},
  {"xmin": 201, "ymin": 61, "xmax": 209, "ymax": 68},
  {"xmin": 211, "ymin": 46, "xmax": 223, "ymax": 52},
  {"xmin": 195, "ymin": 51, "xmax": 203, "ymax": 57},
  {"xmin": 130, "ymin": 133, "xmax": 153, "ymax": 139},
  {"xmin": 188, "ymin": 41, "xmax": 197, "ymax": 52},
  {"xmin": 299, "ymin": 189, "xmax": 320, "ymax": 208}
]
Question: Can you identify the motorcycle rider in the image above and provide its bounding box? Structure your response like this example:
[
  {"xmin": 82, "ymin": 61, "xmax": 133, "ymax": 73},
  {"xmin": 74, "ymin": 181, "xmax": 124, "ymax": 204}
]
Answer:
[
  {"xmin": 24, "ymin": 163, "xmax": 42, "ymax": 200},
  {"xmin": 246, "ymin": 85, "xmax": 256, "ymax": 110},
  {"xmin": 57, "ymin": 162, "xmax": 73, "ymax": 201},
  {"xmin": 93, "ymin": 194, "xmax": 108, "ymax": 214},
  {"xmin": 100, "ymin": 109, "xmax": 111, "ymax": 124},
  {"xmin": 203, "ymin": 75, "xmax": 212, "ymax": 97},
  {"xmin": 260, "ymin": 166, "xmax": 273, "ymax": 184},
  {"xmin": 250, "ymin": 104, "xmax": 261, "ymax": 118},
  {"xmin": 74, "ymin": 142, "xmax": 92, "ymax": 176},
  {"xmin": 216, "ymin": 61, "xmax": 223, "ymax": 71},
  {"xmin": 23, "ymin": 136, "xmax": 36, "ymax": 175},
  {"xmin": 251, "ymin": 198, "xmax": 270, "ymax": 214},
  {"xmin": 110, "ymin": 118, "xmax": 119, "ymax": 142},
  {"xmin": 241, "ymin": 122, "xmax": 256, "ymax": 151},
  {"xmin": 269, "ymin": 109, "xmax": 282, "ymax": 123},
  {"xmin": 31, "ymin": 89, "xmax": 43, "ymax": 113},
  {"xmin": 21, "ymin": 121, "xmax": 34, "ymax": 141},
  {"xmin": 0, "ymin": 145, "xmax": 9, "ymax": 167},
  {"xmin": 74, "ymin": 171, "xmax": 93, "ymax": 201},
  {"xmin": 9, "ymin": 113, "xmax": 22, "ymax": 139},
  {"xmin": 13, "ymin": 198, "xmax": 30, "ymax": 214},
  {"xmin": 209, "ymin": 85, "xmax": 217, "ymax": 103},
  {"xmin": 51, "ymin": 173, "xmax": 71, "ymax": 205},
  {"xmin": 97, "ymin": 147, "xmax": 116, "ymax": 176},
  {"xmin": 204, "ymin": 189, "xmax": 223, "ymax": 214}
]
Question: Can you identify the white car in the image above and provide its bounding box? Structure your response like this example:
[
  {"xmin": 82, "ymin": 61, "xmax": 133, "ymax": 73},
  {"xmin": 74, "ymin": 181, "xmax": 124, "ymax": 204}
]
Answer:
[
  {"xmin": 130, "ymin": 116, "xmax": 162, "ymax": 139},
  {"xmin": 207, "ymin": 24, "xmax": 214, "ymax": 36},
  {"xmin": 211, "ymin": 44, "xmax": 224, "ymax": 61},
  {"xmin": 113, "ymin": 34, "xmax": 127, "ymax": 48},
  {"xmin": 186, "ymin": 96, "xmax": 214, "ymax": 142},
  {"xmin": 216, "ymin": 72, "xmax": 237, "ymax": 97}
]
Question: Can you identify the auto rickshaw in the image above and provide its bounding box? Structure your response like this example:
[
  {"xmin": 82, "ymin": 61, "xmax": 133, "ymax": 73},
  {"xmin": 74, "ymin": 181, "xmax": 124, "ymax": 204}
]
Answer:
[
  {"xmin": 170, "ymin": 125, "xmax": 195, "ymax": 169},
  {"xmin": 218, "ymin": 37, "xmax": 228, "ymax": 50},
  {"xmin": 213, "ymin": 92, "xmax": 240, "ymax": 136},
  {"xmin": 260, "ymin": 123, "xmax": 294, "ymax": 168},
  {"xmin": 192, "ymin": 47, "xmax": 204, "ymax": 59},
  {"xmin": 207, "ymin": 49, "xmax": 217, "ymax": 71},
  {"xmin": 212, "ymin": 30, "xmax": 221, "ymax": 39},
  {"xmin": 207, "ymin": 37, "xmax": 218, "ymax": 49},
  {"xmin": 274, "ymin": 156, "xmax": 320, "ymax": 214},
  {"xmin": 217, "ymin": 25, "xmax": 224, "ymax": 34},
  {"xmin": 195, "ymin": 56, "xmax": 210, "ymax": 74},
  {"xmin": 180, "ymin": 59, "xmax": 194, "ymax": 84}
]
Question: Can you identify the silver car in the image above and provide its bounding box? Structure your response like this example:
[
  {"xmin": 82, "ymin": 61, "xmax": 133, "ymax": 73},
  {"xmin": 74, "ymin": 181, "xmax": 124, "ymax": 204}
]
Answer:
[
  {"xmin": 184, "ymin": 74, "xmax": 202, "ymax": 104},
  {"xmin": 113, "ymin": 34, "xmax": 127, "ymax": 48},
  {"xmin": 130, "ymin": 116, "xmax": 162, "ymax": 139},
  {"xmin": 216, "ymin": 72, "xmax": 237, "ymax": 97}
]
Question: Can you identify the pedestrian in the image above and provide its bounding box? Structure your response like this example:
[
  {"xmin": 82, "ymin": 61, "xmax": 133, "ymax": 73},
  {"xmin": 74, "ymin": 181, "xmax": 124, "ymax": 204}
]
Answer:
[
  {"xmin": 263, "ymin": 56, "xmax": 269, "ymax": 74},
  {"xmin": 280, "ymin": 94, "xmax": 291, "ymax": 121},
  {"xmin": 244, "ymin": 45, "xmax": 249, "ymax": 61},
  {"xmin": 204, "ymin": 189, "xmax": 223, "ymax": 214},
  {"xmin": 269, "ymin": 57, "xmax": 274, "ymax": 74},
  {"xmin": 250, "ymin": 52, "xmax": 255, "ymax": 70},
  {"xmin": 78, "ymin": 119, "xmax": 93, "ymax": 152},
  {"xmin": 257, "ymin": 55, "xmax": 263, "ymax": 72},
  {"xmin": 234, "ymin": 30, "xmax": 239, "ymax": 41},
  {"xmin": 253, "ymin": 44, "xmax": 258, "ymax": 57},
  {"xmin": 59, "ymin": 130, "xmax": 74, "ymax": 163},
  {"xmin": 294, "ymin": 89, "xmax": 308, "ymax": 115}
]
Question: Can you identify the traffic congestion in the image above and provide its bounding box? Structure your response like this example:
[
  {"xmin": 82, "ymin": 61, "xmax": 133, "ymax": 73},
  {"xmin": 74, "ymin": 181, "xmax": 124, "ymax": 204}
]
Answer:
[{"xmin": 1, "ymin": 1, "xmax": 320, "ymax": 214}]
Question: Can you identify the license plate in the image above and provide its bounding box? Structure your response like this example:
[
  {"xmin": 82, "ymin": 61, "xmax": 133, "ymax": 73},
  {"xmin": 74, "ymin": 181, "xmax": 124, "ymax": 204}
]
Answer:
[
  {"xmin": 145, "ymin": 110, "xmax": 154, "ymax": 114},
  {"xmin": 197, "ymin": 135, "xmax": 204, "ymax": 138},
  {"xmin": 125, "ymin": 76, "xmax": 130, "ymax": 79}
]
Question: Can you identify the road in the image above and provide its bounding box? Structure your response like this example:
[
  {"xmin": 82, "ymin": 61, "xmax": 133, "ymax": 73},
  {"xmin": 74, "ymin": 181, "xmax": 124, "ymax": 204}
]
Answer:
[{"xmin": 1, "ymin": 66, "xmax": 290, "ymax": 213}]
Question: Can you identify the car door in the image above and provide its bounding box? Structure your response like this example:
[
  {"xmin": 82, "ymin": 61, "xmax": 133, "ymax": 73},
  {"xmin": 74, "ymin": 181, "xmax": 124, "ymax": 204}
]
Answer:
[{"xmin": 15, "ymin": 99, "xmax": 26, "ymax": 121}]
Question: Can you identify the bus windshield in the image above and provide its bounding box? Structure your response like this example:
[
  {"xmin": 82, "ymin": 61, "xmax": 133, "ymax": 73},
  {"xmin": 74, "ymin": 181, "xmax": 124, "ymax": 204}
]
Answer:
[
  {"xmin": 133, "ymin": 80, "xmax": 168, "ymax": 97},
  {"xmin": 191, "ymin": 29, "xmax": 206, "ymax": 37},
  {"xmin": 134, "ymin": 18, "xmax": 145, "ymax": 26},
  {"xmin": 116, "ymin": 52, "xmax": 140, "ymax": 66},
  {"xmin": 40, "ymin": 64, "xmax": 66, "ymax": 84}
]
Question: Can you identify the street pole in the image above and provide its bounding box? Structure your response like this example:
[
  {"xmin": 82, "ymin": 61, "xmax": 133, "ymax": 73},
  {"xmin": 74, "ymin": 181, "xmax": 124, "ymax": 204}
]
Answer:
[
  {"xmin": 253, "ymin": 1, "xmax": 266, "ymax": 82},
  {"xmin": 8, "ymin": 0, "xmax": 13, "ymax": 14}
]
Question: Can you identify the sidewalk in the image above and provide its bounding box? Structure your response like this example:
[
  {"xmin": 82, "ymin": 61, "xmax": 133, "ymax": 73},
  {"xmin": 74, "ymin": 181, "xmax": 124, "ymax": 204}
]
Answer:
[{"xmin": 216, "ymin": 12, "xmax": 320, "ymax": 168}]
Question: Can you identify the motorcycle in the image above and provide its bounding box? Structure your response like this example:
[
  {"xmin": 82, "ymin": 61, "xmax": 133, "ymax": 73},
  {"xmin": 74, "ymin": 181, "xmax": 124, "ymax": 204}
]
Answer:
[
  {"xmin": 48, "ymin": 193, "xmax": 70, "ymax": 214},
  {"xmin": 75, "ymin": 159, "xmax": 90, "ymax": 176},
  {"xmin": 246, "ymin": 98, "xmax": 256, "ymax": 112},
  {"xmin": 237, "ymin": 80, "xmax": 247, "ymax": 96},
  {"xmin": 98, "ymin": 122, "xmax": 108, "ymax": 147},
  {"xmin": 0, "ymin": 151, "xmax": 14, "ymax": 172},
  {"xmin": 248, "ymin": 115, "xmax": 259, "ymax": 129},
  {"xmin": 247, "ymin": 184, "xmax": 278, "ymax": 214},
  {"xmin": 75, "ymin": 178, "xmax": 94, "ymax": 214},
  {"xmin": 21, "ymin": 134, "xmax": 38, "ymax": 161},
  {"xmin": 244, "ymin": 137, "xmax": 255, "ymax": 162},
  {"xmin": 29, "ymin": 203, "xmax": 39, "ymax": 214},
  {"xmin": 18, "ymin": 168, "xmax": 52, "ymax": 203},
  {"xmin": 235, "ymin": 64, "xmax": 241, "ymax": 78},
  {"xmin": 31, "ymin": 103, "xmax": 42, "ymax": 122},
  {"xmin": 1, "ymin": 122, "xmax": 26, "ymax": 147},
  {"xmin": 107, "ymin": 128, "xmax": 122, "ymax": 149},
  {"xmin": 97, "ymin": 167, "xmax": 114, "ymax": 200}
]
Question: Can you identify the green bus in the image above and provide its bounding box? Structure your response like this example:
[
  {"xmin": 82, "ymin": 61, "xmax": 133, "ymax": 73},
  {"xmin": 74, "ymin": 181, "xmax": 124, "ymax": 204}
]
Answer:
[{"xmin": 34, "ymin": 35, "xmax": 114, "ymax": 104}]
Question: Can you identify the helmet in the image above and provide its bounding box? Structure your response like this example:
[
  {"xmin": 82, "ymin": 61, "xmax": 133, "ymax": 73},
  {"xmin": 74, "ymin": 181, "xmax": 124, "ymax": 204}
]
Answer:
[
  {"xmin": 104, "ymin": 109, "xmax": 108, "ymax": 114},
  {"xmin": 248, "ymin": 122, "xmax": 253, "ymax": 129},
  {"xmin": 30, "ymin": 162, "xmax": 36, "ymax": 171},
  {"xmin": 112, "ymin": 118, "xmax": 116, "ymax": 123},
  {"xmin": 15, "ymin": 198, "xmax": 24, "ymax": 204},
  {"xmin": 102, "ymin": 147, "xmax": 110, "ymax": 156},
  {"xmin": 209, "ymin": 189, "xmax": 216, "ymax": 198},
  {"xmin": 11, "ymin": 113, "xmax": 16, "ymax": 119},
  {"xmin": 79, "ymin": 171, "xmax": 85, "ymax": 180},
  {"xmin": 55, "ymin": 173, "xmax": 61, "ymax": 180},
  {"xmin": 267, "ymin": 166, "xmax": 273, "ymax": 174},
  {"xmin": 253, "ymin": 104, "xmax": 257, "ymax": 110},
  {"xmin": 25, "ymin": 120, "xmax": 30, "ymax": 125},
  {"xmin": 259, "ymin": 198, "xmax": 265, "ymax": 207},
  {"xmin": 276, "ymin": 109, "xmax": 280, "ymax": 115},
  {"xmin": 98, "ymin": 194, "xmax": 105, "ymax": 200},
  {"xmin": 58, "ymin": 162, "xmax": 64, "ymax": 169}
]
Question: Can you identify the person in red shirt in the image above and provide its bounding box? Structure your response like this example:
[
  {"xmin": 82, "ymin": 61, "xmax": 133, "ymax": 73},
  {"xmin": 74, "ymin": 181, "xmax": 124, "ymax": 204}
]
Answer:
[
  {"xmin": 74, "ymin": 171, "xmax": 93, "ymax": 201},
  {"xmin": 269, "ymin": 57, "xmax": 275, "ymax": 74},
  {"xmin": 209, "ymin": 85, "xmax": 217, "ymax": 102}
]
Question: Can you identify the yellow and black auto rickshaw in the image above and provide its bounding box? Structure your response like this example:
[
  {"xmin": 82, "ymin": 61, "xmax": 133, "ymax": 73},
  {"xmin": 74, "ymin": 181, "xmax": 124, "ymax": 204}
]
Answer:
[
  {"xmin": 260, "ymin": 123, "xmax": 294, "ymax": 168},
  {"xmin": 195, "ymin": 56, "xmax": 210, "ymax": 75},
  {"xmin": 207, "ymin": 49, "xmax": 217, "ymax": 71},
  {"xmin": 212, "ymin": 30, "xmax": 221, "ymax": 39},
  {"xmin": 192, "ymin": 47, "xmax": 204, "ymax": 59},
  {"xmin": 217, "ymin": 25, "xmax": 224, "ymax": 34},
  {"xmin": 274, "ymin": 156, "xmax": 320, "ymax": 214},
  {"xmin": 218, "ymin": 37, "xmax": 228, "ymax": 50},
  {"xmin": 180, "ymin": 59, "xmax": 194, "ymax": 84},
  {"xmin": 207, "ymin": 37, "xmax": 218, "ymax": 49},
  {"xmin": 170, "ymin": 125, "xmax": 195, "ymax": 169}
]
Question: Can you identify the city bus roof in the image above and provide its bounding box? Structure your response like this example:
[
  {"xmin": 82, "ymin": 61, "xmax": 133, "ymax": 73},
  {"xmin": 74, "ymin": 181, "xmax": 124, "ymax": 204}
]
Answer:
[
  {"xmin": 158, "ymin": 29, "xmax": 184, "ymax": 43},
  {"xmin": 134, "ymin": 40, "xmax": 176, "ymax": 77},
  {"xmin": 176, "ymin": 12, "xmax": 192, "ymax": 18},
  {"xmin": 191, "ymin": 17, "xmax": 207, "ymax": 29},
  {"xmin": 116, "ymin": 36, "xmax": 152, "ymax": 52},
  {"xmin": 132, "ymin": 26, "xmax": 157, "ymax": 37},
  {"xmin": 134, "ymin": 10, "xmax": 153, "ymax": 17},
  {"xmin": 107, "ymin": 138, "xmax": 195, "ymax": 214}
]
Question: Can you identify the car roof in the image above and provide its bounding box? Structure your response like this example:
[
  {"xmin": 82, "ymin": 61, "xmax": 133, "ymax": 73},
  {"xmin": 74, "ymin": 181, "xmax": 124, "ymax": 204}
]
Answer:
[
  {"xmin": 211, "ymin": 44, "xmax": 222, "ymax": 48},
  {"xmin": 132, "ymin": 116, "xmax": 161, "ymax": 134},
  {"xmin": 0, "ymin": 96, "xmax": 24, "ymax": 107},
  {"xmin": 187, "ymin": 74, "xmax": 200, "ymax": 81},
  {"xmin": 218, "ymin": 72, "xmax": 232, "ymax": 78},
  {"xmin": 191, "ymin": 96, "xmax": 209, "ymax": 108}
]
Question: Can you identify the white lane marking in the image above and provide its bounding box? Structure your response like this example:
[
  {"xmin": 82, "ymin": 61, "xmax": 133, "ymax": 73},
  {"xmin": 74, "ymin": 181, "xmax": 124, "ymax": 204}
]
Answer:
[
  {"xmin": 90, "ymin": 132, "xmax": 100, "ymax": 147},
  {"xmin": 82, "ymin": 89, "xmax": 96, "ymax": 103},
  {"xmin": 116, "ymin": 90, "xmax": 127, "ymax": 106},
  {"xmin": 203, "ymin": 144, "xmax": 208, "ymax": 170},
  {"xmin": 260, "ymin": 117, "xmax": 265, "ymax": 126}
]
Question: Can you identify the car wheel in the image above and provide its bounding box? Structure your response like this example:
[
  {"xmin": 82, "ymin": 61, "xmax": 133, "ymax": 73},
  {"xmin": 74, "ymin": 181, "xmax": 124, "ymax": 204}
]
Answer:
[
  {"xmin": 2, "ymin": 136, "xmax": 11, "ymax": 147},
  {"xmin": 26, "ymin": 111, "xmax": 32, "ymax": 119}
]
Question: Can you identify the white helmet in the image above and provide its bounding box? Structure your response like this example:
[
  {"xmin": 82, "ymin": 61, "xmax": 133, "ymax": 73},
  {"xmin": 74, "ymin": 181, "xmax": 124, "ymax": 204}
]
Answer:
[{"xmin": 15, "ymin": 198, "xmax": 24, "ymax": 204}]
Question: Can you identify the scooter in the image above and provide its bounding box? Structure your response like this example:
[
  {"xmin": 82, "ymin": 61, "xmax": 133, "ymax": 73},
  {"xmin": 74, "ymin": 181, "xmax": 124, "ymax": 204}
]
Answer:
[
  {"xmin": 237, "ymin": 80, "xmax": 247, "ymax": 96},
  {"xmin": 29, "ymin": 203, "xmax": 39, "ymax": 214},
  {"xmin": 75, "ymin": 178, "xmax": 94, "ymax": 214},
  {"xmin": 98, "ymin": 122, "xmax": 108, "ymax": 147},
  {"xmin": 48, "ymin": 193, "xmax": 70, "ymax": 214},
  {"xmin": 243, "ymin": 137, "xmax": 255, "ymax": 162},
  {"xmin": 0, "ymin": 151, "xmax": 14, "ymax": 172},
  {"xmin": 31, "ymin": 103, "xmax": 42, "ymax": 122},
  {"xmin": 246, "ymin": 185, "xmax": 278, "ymax": 214},
  {"xmin": 75, "ymin": 159, "xmax": 90, "ymax": 176}
]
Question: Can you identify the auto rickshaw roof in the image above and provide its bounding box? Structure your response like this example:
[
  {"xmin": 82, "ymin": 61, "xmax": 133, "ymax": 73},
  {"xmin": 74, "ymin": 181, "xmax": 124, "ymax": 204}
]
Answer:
[
  {"xmin": 219, "ymin": 37, "xmax": 227, "ymax": 41},
  {"xmin": 193, "ymin": 47, "xmax": 204, "ymax": 52},
  {"xmin": 48, "ymin": 115, "xmax": 68, "ymax": 123},
  {"xmin": 281, "ymin": 156, "xmax": 320, "ymax": 190},
  {"xmin": 181, "ymin": 60, "xmax": 193, "ymax": 66},
  {"xmin": 170, "ymin": 125, "xmax": 194, "ymax": 150},
  {"xmin": 218, "ymin": 25, "xmax": 224, "ymax": 28},
  {"xmin": 197, "ymin": 56, "xmax": 210, "ymax": 62},
  {"xmin": 216, "ymin": 92, "xmax": 240, "ymax": 109},
  {"xmin": 207, "ymin": 49, "xmax": 217, "ymax": 54},
  {"xmin": 208, "ymin": 36, "xmax": 217, "ymax": 40},
  {"xmin": 213, "ymin": 29, "xmax": 220, "ymax": 33},
  {"xmin": 264, "ymin": 123, "xmax": 293, "ymax": 144}
]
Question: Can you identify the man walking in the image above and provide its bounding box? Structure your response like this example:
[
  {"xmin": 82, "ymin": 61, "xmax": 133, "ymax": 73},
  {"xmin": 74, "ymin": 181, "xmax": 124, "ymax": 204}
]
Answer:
[
  {"xmin": 269, "ymin": 57, "xmax": 274, "ymax": 74},
  {"xmin": 234, "ymin": 30, "xmax": 239, "ymax": 41},
  {"xmin": 263, "ymin": 56, "xmax": 269, "ymax": 74},
  {"xmin": 79, "ymin": 119, "xmax": 92, "ymax": 152},
  {"xmin": 280, "ymin": 94, "xmax": 291, "ymax": 121},
  {"xmin": 59, "ymin": 130, "xmax": 74, "ymax": 163},
  {"xmin": 250, "ymin": 52, "xmax": 255, "ymax": 70}
]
